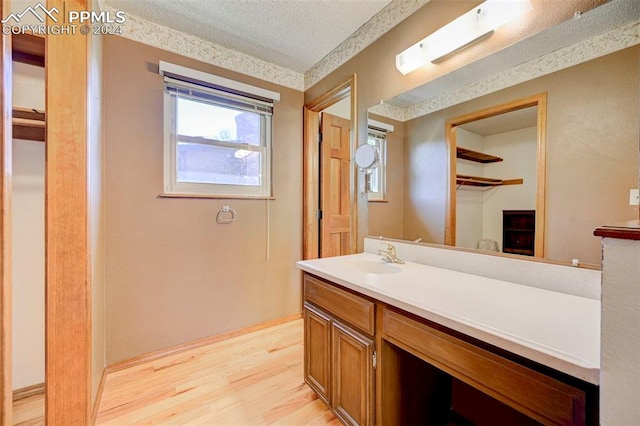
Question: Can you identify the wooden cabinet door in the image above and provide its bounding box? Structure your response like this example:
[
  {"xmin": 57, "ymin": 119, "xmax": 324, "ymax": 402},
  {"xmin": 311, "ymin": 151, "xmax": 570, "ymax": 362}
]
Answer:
[
  {"xmin": 303, "ymin": 303, "xmax": 331, "ymax": 404},
  {"xmin": 332, "ymin": 320, "xmax": 374, "ymax": 426}
]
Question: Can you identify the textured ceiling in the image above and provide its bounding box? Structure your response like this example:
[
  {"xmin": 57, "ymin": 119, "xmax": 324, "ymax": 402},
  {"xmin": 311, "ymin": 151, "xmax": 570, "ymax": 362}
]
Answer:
[{"xmin": 105, "ymin": 0, "xmax": 392, "ymax": 73}]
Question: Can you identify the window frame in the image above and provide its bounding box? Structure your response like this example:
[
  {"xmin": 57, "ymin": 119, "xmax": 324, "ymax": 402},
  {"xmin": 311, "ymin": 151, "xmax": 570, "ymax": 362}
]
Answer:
[
  {"xmin": 366, "ymin": 128, "xmax": 387, "ymax": 202},
  {"xmin": 161, "ymin": 69, "xmax": 277, "ymax": 199}
]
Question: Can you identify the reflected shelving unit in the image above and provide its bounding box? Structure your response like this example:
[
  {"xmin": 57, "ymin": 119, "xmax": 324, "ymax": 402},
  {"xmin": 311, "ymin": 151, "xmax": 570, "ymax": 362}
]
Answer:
[
  {"xmin": 456, "ymin": 146, "xmax": 522, "ymax": 188},
  {"xmin": 12, "ymin": 33, "xmax": 46, "ymax": 142}
]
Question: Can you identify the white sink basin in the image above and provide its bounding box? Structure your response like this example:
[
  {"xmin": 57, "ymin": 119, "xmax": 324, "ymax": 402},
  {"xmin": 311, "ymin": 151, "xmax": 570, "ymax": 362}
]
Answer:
[{"xmin": 342, "ymin": 258, "xmax": 401, "ymax": 274}]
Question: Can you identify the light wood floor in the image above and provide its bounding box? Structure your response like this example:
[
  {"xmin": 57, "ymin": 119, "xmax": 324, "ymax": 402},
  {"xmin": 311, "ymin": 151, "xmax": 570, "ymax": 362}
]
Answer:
[
  {"xmin": 12, "ymin": 394, "xmax": 44, "ymax": 426},
  {"xmin": 12, "ymin": 319, "xmax": 336, "ymax": 425},
  {"xmin": 96, "ymin": 319, "xmax": 338, "ymax": 425}
]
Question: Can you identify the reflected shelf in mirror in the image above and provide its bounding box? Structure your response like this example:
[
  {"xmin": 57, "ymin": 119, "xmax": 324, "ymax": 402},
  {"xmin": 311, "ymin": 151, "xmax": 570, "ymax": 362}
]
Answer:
[
  {"xmin": 456, "ymin": 174, "xmax": 523, "ymax": 188},
  {"xmin": 456, "ymin": 146, "xmax": 503, "ymax": 163}
]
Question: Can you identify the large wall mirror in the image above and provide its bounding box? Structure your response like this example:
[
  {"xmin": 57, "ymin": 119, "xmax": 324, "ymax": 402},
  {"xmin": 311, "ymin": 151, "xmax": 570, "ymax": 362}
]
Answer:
[{"xmin": 367, "ymin": 43, "xmax": 639, "ymax": 267}]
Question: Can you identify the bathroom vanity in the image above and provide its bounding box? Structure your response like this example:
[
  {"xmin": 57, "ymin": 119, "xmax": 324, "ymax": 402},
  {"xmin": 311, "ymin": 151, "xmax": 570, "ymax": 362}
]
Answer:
[{"xmin": 297, "ymin": 245, "xmax": 600, "ymax": 426}]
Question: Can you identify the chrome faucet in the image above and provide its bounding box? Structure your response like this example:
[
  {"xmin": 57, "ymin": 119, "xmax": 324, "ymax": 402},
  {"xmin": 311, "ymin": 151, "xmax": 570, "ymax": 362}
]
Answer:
[{"xmin": 378, "ymin": 243, "xmax": 405, "ymax": 264}]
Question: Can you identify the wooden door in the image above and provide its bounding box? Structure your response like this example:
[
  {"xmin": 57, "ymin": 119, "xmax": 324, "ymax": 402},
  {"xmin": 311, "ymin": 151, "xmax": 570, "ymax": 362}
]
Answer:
[
  {"xmin": 320, "ymin": 113, "xmax": 352, "ymax": 257},
  {"xmin": 332, "ymin": 320, "xmax": 374, "ymax": 426},
  {"xmin": 303, "ymin": 303, "xmax": 331, "ymax": 404}
]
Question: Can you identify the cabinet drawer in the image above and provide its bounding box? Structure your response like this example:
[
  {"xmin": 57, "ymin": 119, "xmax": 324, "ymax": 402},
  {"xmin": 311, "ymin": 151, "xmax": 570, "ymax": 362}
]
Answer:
[
  {"xmin": 382, "ymin": 308, "xmax": 586, "ymax": 426},
  {"xmin": 304, "ymin": 274, "xmax": 375, "ymax": 336}
]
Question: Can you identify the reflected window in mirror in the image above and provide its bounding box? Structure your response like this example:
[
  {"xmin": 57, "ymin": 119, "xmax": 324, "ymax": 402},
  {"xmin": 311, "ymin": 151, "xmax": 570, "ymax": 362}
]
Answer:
[{"xmin": 366, "ymin": 128, "xmax": 387, "ymax": 201}]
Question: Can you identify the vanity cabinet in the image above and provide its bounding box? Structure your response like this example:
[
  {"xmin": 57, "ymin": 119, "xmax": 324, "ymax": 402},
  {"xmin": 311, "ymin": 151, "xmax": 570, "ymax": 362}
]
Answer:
[
  {"xmin": 303, "ymin": 274, "xmax": 375, "ymax": 426},
  {"xmin": 331, "ymin": 320, "xmax": 374, "ymax": 426},
  {"xmin": 302, "ymin": 272, "xmax": 597, "ymax": 426},
  {"xmin": 380, "ymin": 307, "xmax": 590, "ymax": 425},
  {"xmin": 303, "ymin": 304, "xmax": 331, "ymax": 403}
]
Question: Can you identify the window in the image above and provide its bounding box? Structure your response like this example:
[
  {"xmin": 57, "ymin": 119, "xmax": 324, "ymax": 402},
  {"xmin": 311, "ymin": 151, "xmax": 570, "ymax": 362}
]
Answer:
[
  {"xmin": 366, "ymin": 128, "xmax": 387, "ymax": 201},
  {"xmin": 161, "ymin": 63, "xmax": 278, "ymax": 198}
]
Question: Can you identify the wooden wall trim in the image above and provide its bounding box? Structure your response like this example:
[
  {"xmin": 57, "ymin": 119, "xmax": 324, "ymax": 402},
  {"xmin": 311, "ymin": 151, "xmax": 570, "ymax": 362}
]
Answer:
[
  {"xmin": 91, "ymin": 368, "xmax": 107, "ymax": 424},
  {"xmin": 534, "ymin": 93, "xmax": 547, "ymax": 258},
  {"xmin": 303, "ymin": 75, "xmax": 358, "ymax": 258},
  {"xmin": 106, "ymin": 313, "xmax": 302, "ymax": 374},
  {"xmin": 444, "ymin": 120, "xmax": 456, "ymax": 246},
  {"xmin": 444, "ymin": 93, "xmax": 547, "ymax": 258},
  {"xmin": 349, "ymin": 75, "xmax": 358, "ymax": 254},
  {"xmin": 45, "ymin": 0, "xmax": 91, "ymax": 423},
  {"xmin": 0, "ymin": 0, "xmax": 12, "ymax": 422},
  {"xmin": 594, "ymin": 220, "xmax": 640, "ymax": 240},
  {"xmin": 303, "ymin": 107, "xmax": 320, "ymax": 260},
  {"xmin": 305, "ymin": 79, "xmax": 351, "ymax": 112},
  {"xmin": 12, "ymin": 383, "xmax": 44, "ymax": 402}
]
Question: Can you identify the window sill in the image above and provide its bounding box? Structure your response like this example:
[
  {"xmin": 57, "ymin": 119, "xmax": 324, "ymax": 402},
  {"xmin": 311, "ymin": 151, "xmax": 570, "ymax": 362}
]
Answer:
[{"xmin": 159, "ymin": 193, "xmax": 275, "ymax": 200}]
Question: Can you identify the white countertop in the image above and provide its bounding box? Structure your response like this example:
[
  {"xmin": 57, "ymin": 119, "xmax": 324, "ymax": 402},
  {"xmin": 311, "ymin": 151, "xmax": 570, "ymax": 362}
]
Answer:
[{"xmin": 297, "ymin": 253, "xmax": 600, "ymax": 385}]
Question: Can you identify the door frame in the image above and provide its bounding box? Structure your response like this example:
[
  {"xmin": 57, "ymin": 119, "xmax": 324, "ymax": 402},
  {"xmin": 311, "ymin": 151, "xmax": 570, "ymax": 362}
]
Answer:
[
  {"xmin": 0, "ymin": 0, "xmax": 12, "ymax": 421},
  {"xmin": 1, "ymin": 1, "xmax": 96, "ymax": 422},
  {"xmin": 45, "ymin": 0, "xmax": 91, "ymax": 422},
  {"xmin": 303, "ymin": 75, "xmax": 358, "ymax": 259},
  {"xmin": 444, "ymin": 92, "xmax": 547, "ymax": 257}
]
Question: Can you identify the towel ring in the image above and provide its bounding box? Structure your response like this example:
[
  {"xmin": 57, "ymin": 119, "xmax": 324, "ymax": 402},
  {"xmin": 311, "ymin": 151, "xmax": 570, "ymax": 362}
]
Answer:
[{"xmin": 216, "ymin": 205, "xmax": 238, "ymax": 224}]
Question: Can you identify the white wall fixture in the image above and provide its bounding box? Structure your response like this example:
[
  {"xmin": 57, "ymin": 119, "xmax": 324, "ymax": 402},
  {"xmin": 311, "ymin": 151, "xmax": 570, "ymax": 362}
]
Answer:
[
  {"xmin": 629, "ymin": 189, "xmax": 639, "ymax": 206},
  {"xmin": 395, "ymin": 0, "xmax": 532, "ymax": 75},
  {"xmin": 355, "ymin": 144, "xmax": 379, "ymax": 170}
]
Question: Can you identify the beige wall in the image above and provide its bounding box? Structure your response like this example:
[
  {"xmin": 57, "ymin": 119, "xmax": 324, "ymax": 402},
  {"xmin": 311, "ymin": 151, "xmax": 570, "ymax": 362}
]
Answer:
[
  {"xmin": 11, "ymin": 140, "xmax": 44, "ymax": 390},
  {"xmin": 367, "ymin": 113, "xmax": 404, "ymax": 240},
  {"xmin": 11, "ymin": 63, "xmax": 45, "ymax": 390},
  {"xmin": 103, "ymin": 37, "xmax": 303, "ymax": 363},
  {"xmin": 404, "ymin": 47, "xmax": 639, "ymax": 265}
]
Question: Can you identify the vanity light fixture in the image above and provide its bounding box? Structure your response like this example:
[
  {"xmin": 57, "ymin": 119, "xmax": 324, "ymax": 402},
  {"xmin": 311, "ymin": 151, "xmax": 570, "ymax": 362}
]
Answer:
[{"xmin": 395, "ymin": 0, "xmax": 532, "ymax": 75}]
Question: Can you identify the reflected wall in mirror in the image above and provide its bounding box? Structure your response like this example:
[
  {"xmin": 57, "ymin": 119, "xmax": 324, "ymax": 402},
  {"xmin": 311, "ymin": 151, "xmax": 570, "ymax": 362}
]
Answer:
[{"xmin": 368, "ymin": 45, "xmax": 639, "ymax": 266}]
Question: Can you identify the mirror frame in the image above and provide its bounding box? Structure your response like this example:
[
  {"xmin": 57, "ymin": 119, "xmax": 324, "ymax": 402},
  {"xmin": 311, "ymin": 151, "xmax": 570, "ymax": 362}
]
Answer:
[{"xmin": 444, "ymin": 92, "xmax": 548, "ymax": 257}]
